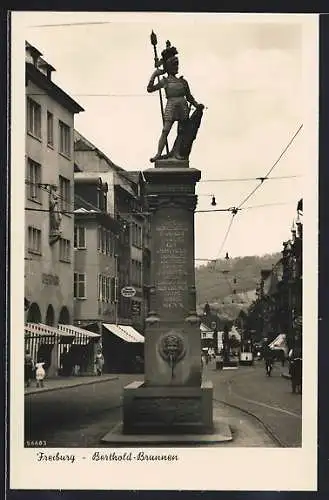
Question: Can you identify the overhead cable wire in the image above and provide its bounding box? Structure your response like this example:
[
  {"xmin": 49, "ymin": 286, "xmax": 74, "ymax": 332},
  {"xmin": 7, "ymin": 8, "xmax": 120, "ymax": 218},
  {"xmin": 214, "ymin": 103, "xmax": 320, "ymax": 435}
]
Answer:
[
  {"xmin": 210, "ymin": 125, "xmax": 302, "ymax": 261},
  {"xmin": 217, "ymin": 213, "xmax": 237, "ymax": 257},
  {"xmin": 198, "ymin": 175, "xmax": 301, "ymax": 183},
  {"xmin": 25, "ymin": 199, "xmax": 296, "ymax": 215},
  {"xmin": 29, "ymin": 21, "xmax": 115, "ymax": 28},
  {"xmin": 27, "ymin": 92, "xmax": 155, "ymax": 97},
  {"xmin": 237, "ymin": 124, "xmax": 303, "ymax": 209}
]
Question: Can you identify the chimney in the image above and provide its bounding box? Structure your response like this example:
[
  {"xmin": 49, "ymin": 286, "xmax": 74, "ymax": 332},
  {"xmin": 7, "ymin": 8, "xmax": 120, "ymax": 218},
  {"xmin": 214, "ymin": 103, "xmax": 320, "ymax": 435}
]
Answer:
[
  {"xmin": 37, "ymin": 58, "xmax": 56, "ymax": 80},
  {"xmin": 25, "ymin": 41, "xmax": 42, "ymax": 67}
]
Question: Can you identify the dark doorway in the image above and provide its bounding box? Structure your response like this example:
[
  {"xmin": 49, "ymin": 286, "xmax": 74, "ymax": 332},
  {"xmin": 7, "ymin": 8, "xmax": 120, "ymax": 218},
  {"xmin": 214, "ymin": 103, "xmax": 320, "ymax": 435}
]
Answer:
[
  {"xmin": 45, "ymin": 304, "xmax": 55, "ymax": 326},
  {"xmin": 26, "ymin": 303, "xmax": 41, "ymax": 323},
  {"xmin": 58, "ymin": 306, "xmax": 70, "ymax": 325}
]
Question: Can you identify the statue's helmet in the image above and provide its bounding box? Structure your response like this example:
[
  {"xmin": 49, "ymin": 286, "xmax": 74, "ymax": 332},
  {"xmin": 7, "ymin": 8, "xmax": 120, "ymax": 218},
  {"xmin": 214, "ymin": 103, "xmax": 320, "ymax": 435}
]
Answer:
[{"xmin": 161, "ymin": 40, "xmax": 179, "ymax": 74}]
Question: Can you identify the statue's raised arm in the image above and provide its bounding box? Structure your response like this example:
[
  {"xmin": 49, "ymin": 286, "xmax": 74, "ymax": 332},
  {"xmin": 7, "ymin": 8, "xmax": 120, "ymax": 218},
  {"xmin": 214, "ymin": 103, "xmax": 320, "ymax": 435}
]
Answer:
[
  {"xmin": 147, "ymin": 68, "xmax": 166, "ymax": 93},
  {"xmin": 147, "ymin": 36, "xmax": 205, "ymax": 164}
]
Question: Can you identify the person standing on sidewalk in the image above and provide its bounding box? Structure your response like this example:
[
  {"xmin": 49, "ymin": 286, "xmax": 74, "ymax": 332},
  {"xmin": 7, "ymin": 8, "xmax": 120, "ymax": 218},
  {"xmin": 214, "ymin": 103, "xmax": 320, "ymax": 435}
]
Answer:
[
  {"xmin": 95, "ymin": 350, "xmax": 104, "ymax": 376},
  {"xmin": 24, "ymin": 347, "xmax": 34, "ymax": 388},
  {"xmin": 35, "ymin": 358, "xmax": 46, "ymax": 388}
]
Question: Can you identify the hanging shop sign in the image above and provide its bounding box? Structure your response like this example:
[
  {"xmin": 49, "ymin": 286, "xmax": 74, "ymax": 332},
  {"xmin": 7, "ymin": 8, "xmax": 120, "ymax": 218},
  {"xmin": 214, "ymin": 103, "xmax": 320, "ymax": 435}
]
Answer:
[{"xmin": 121, "ymin": 286, "xmax": 136, "ymax": 298}]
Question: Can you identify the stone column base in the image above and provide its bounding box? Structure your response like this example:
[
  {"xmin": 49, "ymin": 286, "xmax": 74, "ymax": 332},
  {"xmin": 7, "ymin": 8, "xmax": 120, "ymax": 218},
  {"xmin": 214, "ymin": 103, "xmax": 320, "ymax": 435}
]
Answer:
[{"xmin": 123, "ymin": 380, "xmax": 213, "ymax": 435}]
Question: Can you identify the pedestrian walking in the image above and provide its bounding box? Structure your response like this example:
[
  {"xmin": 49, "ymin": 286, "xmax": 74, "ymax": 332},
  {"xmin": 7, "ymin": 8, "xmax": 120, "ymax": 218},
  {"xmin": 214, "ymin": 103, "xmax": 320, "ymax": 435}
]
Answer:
[
  {"xmin": 35, "ymin": 359, "xmax": 46, "ymax": 388},
  {"xmin": 263, "ymin": 345, "xmax": 275, "ymax": 376},
  {"xmin": 289, "ymin": 347, "xmax": 302, "ymax": 394},
  {"xmin": 95, "ymin": 351, "xmax": 104, "ymax": 376},
  {"xmin": 24, "ymin": 347, "xmax": 34, "ymax": 388}
]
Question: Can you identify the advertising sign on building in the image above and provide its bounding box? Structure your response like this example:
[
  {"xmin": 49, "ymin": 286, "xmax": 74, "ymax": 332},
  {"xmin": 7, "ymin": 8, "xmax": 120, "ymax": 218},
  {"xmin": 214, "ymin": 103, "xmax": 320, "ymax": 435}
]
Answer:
[{"xmin": 121, "ymin": 286, "xmax": 136, "ymax": 298}]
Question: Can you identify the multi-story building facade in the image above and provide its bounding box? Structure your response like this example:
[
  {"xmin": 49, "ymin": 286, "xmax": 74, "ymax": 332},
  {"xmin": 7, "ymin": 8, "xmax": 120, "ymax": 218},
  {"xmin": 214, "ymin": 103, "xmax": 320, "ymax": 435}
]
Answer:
[
  {"xmin": 24, "ymin": 42, "xmax": 84, "ymax": 375},
  {"xmin": 73, "ymin": 133, "xmax": 148, "ymax": 371},
  {"xmin": 73, "ymin": 175, "xmax": 120, "ymax": 329},
  {"xmin": 114, "ymin": 170, "xmax": 151, "ymax": 333},
  {"xmin": 74, "ymin": 131, "xmax": 151, "ymax": 333}
]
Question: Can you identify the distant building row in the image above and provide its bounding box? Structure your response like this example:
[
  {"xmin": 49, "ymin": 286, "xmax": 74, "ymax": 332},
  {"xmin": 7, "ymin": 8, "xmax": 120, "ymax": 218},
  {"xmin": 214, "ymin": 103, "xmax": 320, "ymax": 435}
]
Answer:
[{"xmin": 239, "ymin": 200, "xmax": 303, "ymax": 351}]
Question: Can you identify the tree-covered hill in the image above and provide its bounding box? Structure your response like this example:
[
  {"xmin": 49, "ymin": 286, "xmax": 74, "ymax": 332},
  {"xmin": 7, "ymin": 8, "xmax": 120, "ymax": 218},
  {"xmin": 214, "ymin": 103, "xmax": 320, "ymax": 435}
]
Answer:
[{"xmin": 195, "ymin": 253, "xmax": 281, "ymax": 321}]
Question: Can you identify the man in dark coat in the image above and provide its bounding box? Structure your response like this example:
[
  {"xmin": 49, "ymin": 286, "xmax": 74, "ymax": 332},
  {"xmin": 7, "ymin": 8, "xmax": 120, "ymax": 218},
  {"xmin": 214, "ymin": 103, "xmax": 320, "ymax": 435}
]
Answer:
[{"xmin": 290, "ymin": 347, "xmax": 302, "ymax": 393}]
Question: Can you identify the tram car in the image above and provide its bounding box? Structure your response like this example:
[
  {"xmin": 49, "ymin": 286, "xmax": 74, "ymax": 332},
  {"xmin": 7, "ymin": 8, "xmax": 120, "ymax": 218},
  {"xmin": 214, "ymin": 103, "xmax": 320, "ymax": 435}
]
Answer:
[{"xmin": 239, "ymin": 340, "xmax": 254, "ymax": 366}]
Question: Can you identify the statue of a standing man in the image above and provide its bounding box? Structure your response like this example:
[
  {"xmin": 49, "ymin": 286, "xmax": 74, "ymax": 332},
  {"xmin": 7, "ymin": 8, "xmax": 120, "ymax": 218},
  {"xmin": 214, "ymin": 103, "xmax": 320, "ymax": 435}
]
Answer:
[{"xmin": 147, "ymin": 41, "xmax": 204, "ymax": 163}]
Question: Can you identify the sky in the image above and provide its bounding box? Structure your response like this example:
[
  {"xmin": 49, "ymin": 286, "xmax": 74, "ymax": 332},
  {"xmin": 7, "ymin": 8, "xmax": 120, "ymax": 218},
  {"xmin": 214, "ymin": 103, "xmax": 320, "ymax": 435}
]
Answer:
[{"xmin": 18, "ymin": 12, "xmax": 316, "ymax": 262}]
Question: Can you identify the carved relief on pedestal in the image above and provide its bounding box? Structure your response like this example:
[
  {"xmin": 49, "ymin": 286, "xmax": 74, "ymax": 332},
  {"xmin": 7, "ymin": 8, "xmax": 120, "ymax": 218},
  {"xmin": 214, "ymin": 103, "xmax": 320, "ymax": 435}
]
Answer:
[{"xmin": 158, "ymin": 330, "xmax": 186, "ymax": 380}]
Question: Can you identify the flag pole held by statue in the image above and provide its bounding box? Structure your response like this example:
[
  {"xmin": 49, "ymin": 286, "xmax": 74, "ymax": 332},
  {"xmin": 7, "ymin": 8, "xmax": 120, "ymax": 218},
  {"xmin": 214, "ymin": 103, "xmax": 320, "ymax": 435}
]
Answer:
[{"xmin": 150, "ymin": 30, "xmax": 169, "ymax": 155}]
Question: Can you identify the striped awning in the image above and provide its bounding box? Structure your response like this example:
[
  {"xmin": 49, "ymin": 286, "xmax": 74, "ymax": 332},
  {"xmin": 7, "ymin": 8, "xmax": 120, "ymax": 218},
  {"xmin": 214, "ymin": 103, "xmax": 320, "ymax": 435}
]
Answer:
[
  {"xmin": 24, "ymin": 323, "xmax": 75, "ymax": 343},
  {"xmin": 58, "ymin": 324, "xmax": 101, "ymax": 341},
  {"xmin": 269, "ymin": 334, "xmax": 287, "ymax": 349},
  {"xmin": 103, "ymin": 324, "xmax": 144, "ymax": 343},
  {"xmin": 200, "ymin": 323, "xmax": 213, "ymax": 333}
]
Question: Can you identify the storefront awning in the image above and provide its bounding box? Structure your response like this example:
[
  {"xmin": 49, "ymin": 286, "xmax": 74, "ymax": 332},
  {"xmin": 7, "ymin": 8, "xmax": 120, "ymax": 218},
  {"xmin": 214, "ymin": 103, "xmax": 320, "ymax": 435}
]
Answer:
[
  {"xmin": 119, "ymin": 325, "xmax": 145, "ymax": 343},
  {"xmin": 103, "ymin": 324, "xmax": 145, "ymax": 343},
  {"xmin": 269, "ymin": 334, "xmax": 287, "ymax": 349},
  {"xmin": 200, "ymin": 323, "xmax": 213, "ymax": 333},
  {"xmin": 24, "ymin": 323, "xmax": 75, "ymax": 343},
  {"xmin": 58, "ymin": 324, "xmax": 101, "ymax": 343}
]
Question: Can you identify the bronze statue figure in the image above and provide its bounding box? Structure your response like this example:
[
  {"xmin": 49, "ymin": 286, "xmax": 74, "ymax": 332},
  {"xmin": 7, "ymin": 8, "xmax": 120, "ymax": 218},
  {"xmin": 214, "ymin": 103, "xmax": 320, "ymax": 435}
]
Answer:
[{"xmin": 147, "ymin": 35, "xmax": 204, "ymax": 163}]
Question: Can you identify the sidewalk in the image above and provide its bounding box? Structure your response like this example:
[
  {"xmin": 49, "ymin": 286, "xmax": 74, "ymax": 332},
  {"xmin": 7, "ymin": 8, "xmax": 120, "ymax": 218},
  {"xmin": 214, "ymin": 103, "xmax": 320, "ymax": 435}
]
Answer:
[{"xmin": 25, "ymin": 374, "xmax": 119, "ymax": 396}]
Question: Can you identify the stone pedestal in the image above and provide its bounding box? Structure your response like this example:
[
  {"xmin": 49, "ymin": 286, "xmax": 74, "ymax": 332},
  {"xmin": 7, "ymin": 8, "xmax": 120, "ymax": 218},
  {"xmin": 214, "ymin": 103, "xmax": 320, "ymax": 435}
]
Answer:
[
  {"xmin": 122, "ymin": 160, "xmax": 214, "ymax": 435},
  {"xmin": 123, "ymin": 381, "xmax": 213, "ymax": 434}
]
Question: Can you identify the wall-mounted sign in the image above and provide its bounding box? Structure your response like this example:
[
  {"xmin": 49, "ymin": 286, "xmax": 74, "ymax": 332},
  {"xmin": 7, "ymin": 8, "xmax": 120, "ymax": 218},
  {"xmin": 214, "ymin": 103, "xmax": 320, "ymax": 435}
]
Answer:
[
  {"xmin": 42, "ymin": 273, "xmax": 60, "ymax": 286},
  {"xmin": 131, "ymin": 300, "xmax": 141, "ymax": 315},
  {"xmin": 121, "ymin": 286, "xmax": 136, "ymax": 298}
]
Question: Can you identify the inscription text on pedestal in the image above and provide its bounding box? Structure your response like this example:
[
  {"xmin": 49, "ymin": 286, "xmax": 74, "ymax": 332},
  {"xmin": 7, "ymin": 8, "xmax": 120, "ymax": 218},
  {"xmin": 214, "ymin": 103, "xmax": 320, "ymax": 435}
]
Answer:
[{"xmin": 155, "ymin": 215, "xmax": 190, "ymax": 314}]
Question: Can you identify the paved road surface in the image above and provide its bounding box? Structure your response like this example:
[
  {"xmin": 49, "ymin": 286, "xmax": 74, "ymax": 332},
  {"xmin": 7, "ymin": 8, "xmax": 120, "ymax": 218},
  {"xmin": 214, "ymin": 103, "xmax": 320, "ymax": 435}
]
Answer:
[
  {"xmin": 25, "ymin": 362, "xmax": 301, "ymax": 447},
  {"xmin": 205, "ymin": 359, "xmax": 302, "ymax": 447}
]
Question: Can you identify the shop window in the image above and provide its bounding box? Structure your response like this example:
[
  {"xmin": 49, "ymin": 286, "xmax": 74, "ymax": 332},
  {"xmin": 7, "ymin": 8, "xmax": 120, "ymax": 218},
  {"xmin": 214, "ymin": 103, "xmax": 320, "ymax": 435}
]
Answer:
[
  {"xmin": 74, "ymin": 273, "xmax": 86, "ymax": 299},
  {"xmin": 98, "ymin": 274, "xmax": 102, "ymax": 301},
  {"xmin": 97, "ymin": 227, "xmax": 108, "ymax": 254},
  {"xmin": 74, "ymin": 225, "xmax": 86, "ymax": 249},
  {"xmin": 27, "ymin": 226, "xmax": 41, "ymax": 254},
  {"xmin": 27, "ymin": 98, "xmax": 41, "ymax": 138},
  {"xmin": 98, "ymin": 275, "xmax": 112, "ymax": 302},
  {"xmin": 47, "ymin": 111, "xmax": 54, "ymax": 147},
  {"xmin": 26, "ymin": 158, "xmax": 42, "ymax": 202},
  {"xmin": 59, "ymin": 238, "xmax": 71, "ymax": 262},
  {"xmin": 59, "ymin": 175, "xmax": 71, "ymax": 213},
  {"xmin": 111, "ymin": 277, "xmax": 118, "ymax": 303},
  {"xmin": 59, "ymin": 120, "xmax": 71, "ymax": 157}
]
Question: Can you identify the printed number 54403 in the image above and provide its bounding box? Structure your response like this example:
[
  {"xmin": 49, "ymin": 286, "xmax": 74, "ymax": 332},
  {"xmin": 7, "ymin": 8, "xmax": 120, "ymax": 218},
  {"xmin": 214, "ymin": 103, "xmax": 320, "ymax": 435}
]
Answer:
[{"xmin": 25, "ymin": 440, "xmax": 47, "ymax": 447}]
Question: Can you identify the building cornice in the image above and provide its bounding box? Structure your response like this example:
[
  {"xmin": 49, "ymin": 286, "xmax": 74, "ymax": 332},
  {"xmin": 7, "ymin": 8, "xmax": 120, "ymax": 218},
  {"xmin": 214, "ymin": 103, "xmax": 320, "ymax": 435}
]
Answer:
[
  {"xmin": 74, "ymin": 211, "xmax": 121, "ymax": 233},
  {"xmin": 26, "ymin": 62, "xmax": 84, "ymax": 114}
]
